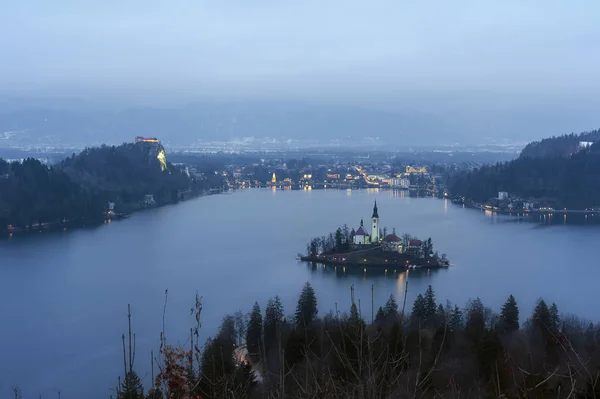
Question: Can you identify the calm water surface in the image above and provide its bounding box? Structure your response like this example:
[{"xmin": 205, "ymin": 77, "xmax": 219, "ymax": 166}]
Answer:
[{"xmin": 1, "ymin": 188, "xmax": 599, "ymax": 397}]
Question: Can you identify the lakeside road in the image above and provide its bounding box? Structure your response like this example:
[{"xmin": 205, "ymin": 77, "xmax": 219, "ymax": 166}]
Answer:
[{"xmin": 461, "ymin": 202, "xmax": 600, "ymax": 216}]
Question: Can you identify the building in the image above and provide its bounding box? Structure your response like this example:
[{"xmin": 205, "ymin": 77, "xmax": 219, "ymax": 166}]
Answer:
[
  {"xmin": 382, "ymin": 232, "xmax": 402, "ymax": 252},
  {"xmin": 390, "ymin": 177, "xmax": 410, "ymax": 189},
  {"xmin": 404, "ymin": 239, "xmax": 422, "ymax": 257},
  {"xmin": 498, "ymin": 191, "xmax": 509, "ymax": 200},
  {"xmin": 135, "ymin": 136, "xmax": 160, "ymax": 143},
  {"xmin": 144, "ymin": 194, "xmax": 155, "ymax": 206},
  {"xmin": 352, "ymin": 201, "xmax": 381, "ymax": 245},
  {"xmin": 271, "ymin": 173, "xmax": 277, "ymax": 184},
  {"xmin": 371, "ymin": 201, "xmax": 380, "ymax": 243},
  {"xmin": 406, "ymin": 166, "xmax": 427, "ymax": 174},
  {"xmin": 353, "ymin": 220, "xmax": 369, "ymax": 245}
]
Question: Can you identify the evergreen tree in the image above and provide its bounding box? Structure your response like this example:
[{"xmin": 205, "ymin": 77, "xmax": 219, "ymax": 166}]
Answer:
[
  {"xmin": 295, "ymin": 282, "xmax": 318, "ymax": 327},
  {"xmin": 499, "ymin": 294, "xmax": 519, "ymax": 333},
  {"xmin": 335, "ymin": 228, "xmax": 343, "ymax": 251},
  {"xmin": 411, "ymin": 294, "xmax": 426, "ymax": 321},
  {"xmin": 465, "ymin": 298, "xmax": 486, "ymax": 340},
  {"xmin": 246, "ymin": 302, "xmax": 262, "ymax": 358},
  {"xmin": 199, "ymin": 316, "xmax": 238, "ymax": 397},
  {"xmin": 120, "ymin": 371, "xmax": 143, "ymax": 399},
  {"xmin": 383, "ymin": 294, "xmax": 398, "ymax": 317},
  {"xmin": 549, "ymin": 303, "xmax": 560, "ymax": 332},
  {"xmin": 375, "ymin": 306, "xmax": 386, "ymax": 323},
  {"xmin": 423, "ymin": 285, "xmax": 437, "ymax": 319},
  {"xmin": 449, "ymin": 304, "xmax": 463, "ymax": 331},
  {"xmin": 264, "ymin": 296, "xmax": 285, "ymax": 348},
  {"xmin": 436, "ymin": 303, "xmax": 446, "ymax": 326},
  {"xmin": 532, "ymin": 299, "xmax": 551, "ymax": 331}
]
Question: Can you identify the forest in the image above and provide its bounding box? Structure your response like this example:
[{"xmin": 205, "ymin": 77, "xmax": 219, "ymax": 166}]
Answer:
[
  {"xmin": 450, "ymin": 138, "xmax": 600, "ymax": 208},
  {"xmin": 88, "ymin": 283, "xmax": 600, "ymax": 398},
  {"xmin": 520, "ymin": 129, "xmax": 600, "ymax": 159},
  {"xmin": 0, "ymin": 142, "xmax": 225, "ymax": 231}
]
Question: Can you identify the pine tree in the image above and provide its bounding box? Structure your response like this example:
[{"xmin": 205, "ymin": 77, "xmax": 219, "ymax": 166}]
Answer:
[
  {"xmin": 532, "ymin": 299, "xmax": 551, "ymax": 331},
  {"xmin": 120, "ymin": 371, "xmax": 143, "ymax": 399},
  {"xmin": 246, "ymin": 302, "xmax": 262, "ymax": 358},
  {"xmin": 436, "ymin": 303, "xmax": 446, "ymax": 326},
  {"xmin": 295, "ymin": 282, "xmax": 318, "ymax": 327},
  {"xmin": 549, "ymin": 303, "xmax": 560, "ymax": 332},
  {"xmin": 383, "ymin": 294, "xmax": 398, "ymax": 317},
  {"xmin": 449, "ymin": 304, "xmax": 463, "ymax": 331},
  {"xmin": 411, "ymin": 294, "xmax": 426, "ymax": 321},
  {"xmin": 375, "ymin": 306, "xmax": 386, "ymax": 323},
  {"xmin": 264, "ymin": 296, "xmax": 285, "ymax": 348},
  {"xmin": 499, "ymin": 294, "xmax": 519, "ymax": 333},
  {"xmin": 423, "ymin": 285, "xmax": 436, "ymax": 319},
  {"xmin": 465, "ymin": 298, "xmax": 486, "ymax": 340},
  {"xmin": 335, "ymin": 228, "xmax": 343, "ymax": 251}
]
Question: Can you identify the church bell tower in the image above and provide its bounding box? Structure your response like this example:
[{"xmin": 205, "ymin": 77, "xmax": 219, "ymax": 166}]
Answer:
[{"xmin": 371, "ymin": 200, "xmax": 380, "ymax": 243}]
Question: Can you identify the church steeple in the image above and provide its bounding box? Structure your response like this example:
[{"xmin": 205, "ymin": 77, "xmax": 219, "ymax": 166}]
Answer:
[{"xmin": 370, "ymin": 200, "xmax": 380, "ymax": 243}]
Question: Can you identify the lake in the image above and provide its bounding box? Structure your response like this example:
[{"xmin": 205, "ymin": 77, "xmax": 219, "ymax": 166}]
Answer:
[{"xmin": 1, "ymin": 187, "xmax": 600, "ymax": 397}]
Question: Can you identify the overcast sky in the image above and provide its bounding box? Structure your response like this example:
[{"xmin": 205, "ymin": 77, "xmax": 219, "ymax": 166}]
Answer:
[{"xmin": 1, "ymin": 0, "xmax": 600, "ymax": 134}]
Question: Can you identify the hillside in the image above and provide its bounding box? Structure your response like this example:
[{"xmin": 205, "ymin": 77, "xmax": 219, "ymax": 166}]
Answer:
[
  {"xmin": 519, "ymin": 128, "xmax": 600, "ymax": 159},
  {"xmin": 0, "ymin": 142, "xmax": 223, "ymax": 231},
  {"xmin": 450, "ymin": 140, "xmax": 600, "ymax": 208}
]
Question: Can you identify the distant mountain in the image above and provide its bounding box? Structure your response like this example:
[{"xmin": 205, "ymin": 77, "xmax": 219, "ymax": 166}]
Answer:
[
  {"xmin": 519, "ymin": 129, "xmax": 600, "ymax": 159},
  {"xmin": 0, "ymin": 101, "xmax": 462, "ymax": 149},
  {"xmin": 450, "ymin": 130, "xmax": 600, "ymax": 208}
]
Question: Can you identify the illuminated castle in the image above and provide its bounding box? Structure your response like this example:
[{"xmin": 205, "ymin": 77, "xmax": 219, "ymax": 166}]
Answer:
[{"xmin": 135, "ymin": 136, "xmax": 159, "ymax": 143}]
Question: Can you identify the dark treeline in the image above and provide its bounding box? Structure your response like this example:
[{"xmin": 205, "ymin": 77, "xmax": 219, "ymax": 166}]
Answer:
[
  {"xmin": 0, "ymin": 142, "xmax": 225, "ymax": 231},
  {"xmin": 520, "ymin": 129, "xmax": 600, "ymax": 159},
  {"xmin": 450, "ymin": 140, "xmax": 600, "ymax": 208},
  {"xmin": 105, "ymin": 283, "xmax": 600, "ymax": 399}
]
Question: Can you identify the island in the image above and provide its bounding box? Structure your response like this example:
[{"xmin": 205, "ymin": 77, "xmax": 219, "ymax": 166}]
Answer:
[{"xmin": 299, "ymin": 201, "xmax": 450, "ymax": 270}]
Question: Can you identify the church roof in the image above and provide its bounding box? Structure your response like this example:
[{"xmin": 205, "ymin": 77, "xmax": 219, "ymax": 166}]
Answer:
[
  {"xmin": 355, "ymin": 226, "xmax": 369, "ymax": 236},
  {"xmin": 372, "ymin": 200, "xmax": 379, "ymax": 218},
  {"xmin": 383, "ymin": 233, "xmax": 402, "ymax": 242}
]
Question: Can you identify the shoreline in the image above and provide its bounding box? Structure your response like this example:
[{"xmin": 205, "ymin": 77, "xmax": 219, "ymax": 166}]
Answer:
[
  {"xmin": 299, "ymin": 254, "xmax": 449, "ymax": 270},
  {"xmin": 2, "ymin": 188, "xmax": 224, "ymax": 238}
]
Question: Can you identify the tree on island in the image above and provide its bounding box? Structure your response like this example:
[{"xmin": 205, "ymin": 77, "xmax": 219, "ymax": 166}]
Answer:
[
  {"xmin": 295, "ymin": 282, "xmax": 318, "ymax": 327},
  {"xmin": 335, "ymin": 228, "xmax": 344, "ymax": 251}
]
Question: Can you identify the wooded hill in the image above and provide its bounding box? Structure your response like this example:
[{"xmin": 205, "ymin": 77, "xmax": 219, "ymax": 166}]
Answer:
[
  {"xmin": 0, "ymin": 142, "xmax": 224, "ymax": 230},
  {"xmin": 450, "ymin": 130, "xmax": 600, "ymax": 208}
]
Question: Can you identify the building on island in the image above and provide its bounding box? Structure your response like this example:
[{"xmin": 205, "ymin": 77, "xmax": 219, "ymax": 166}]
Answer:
[
  {"xmin": 498, "ymin": 191, "xmax": 509, "ymax": 200},
  {"xmin": 353, "ymin": 201, "xmax": 381, "ymax": 245},
  {"xmin": 353, "ymin": 220, "xmax": 369, "ymax": 245},
  {"xmin": 382, "ymin": 232, "xmax": 402, "ymax": 252}
]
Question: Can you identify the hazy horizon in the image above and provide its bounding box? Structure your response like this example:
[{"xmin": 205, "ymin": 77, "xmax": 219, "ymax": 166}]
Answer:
[{"xmin": 1, "ymin": 0, "xmax": 599, "ymax": 145}]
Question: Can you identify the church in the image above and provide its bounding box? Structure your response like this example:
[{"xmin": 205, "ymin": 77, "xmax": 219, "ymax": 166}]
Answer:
[{"xmin": 353, "ymin": 201, "xmax": 381, "ymax": 245}]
